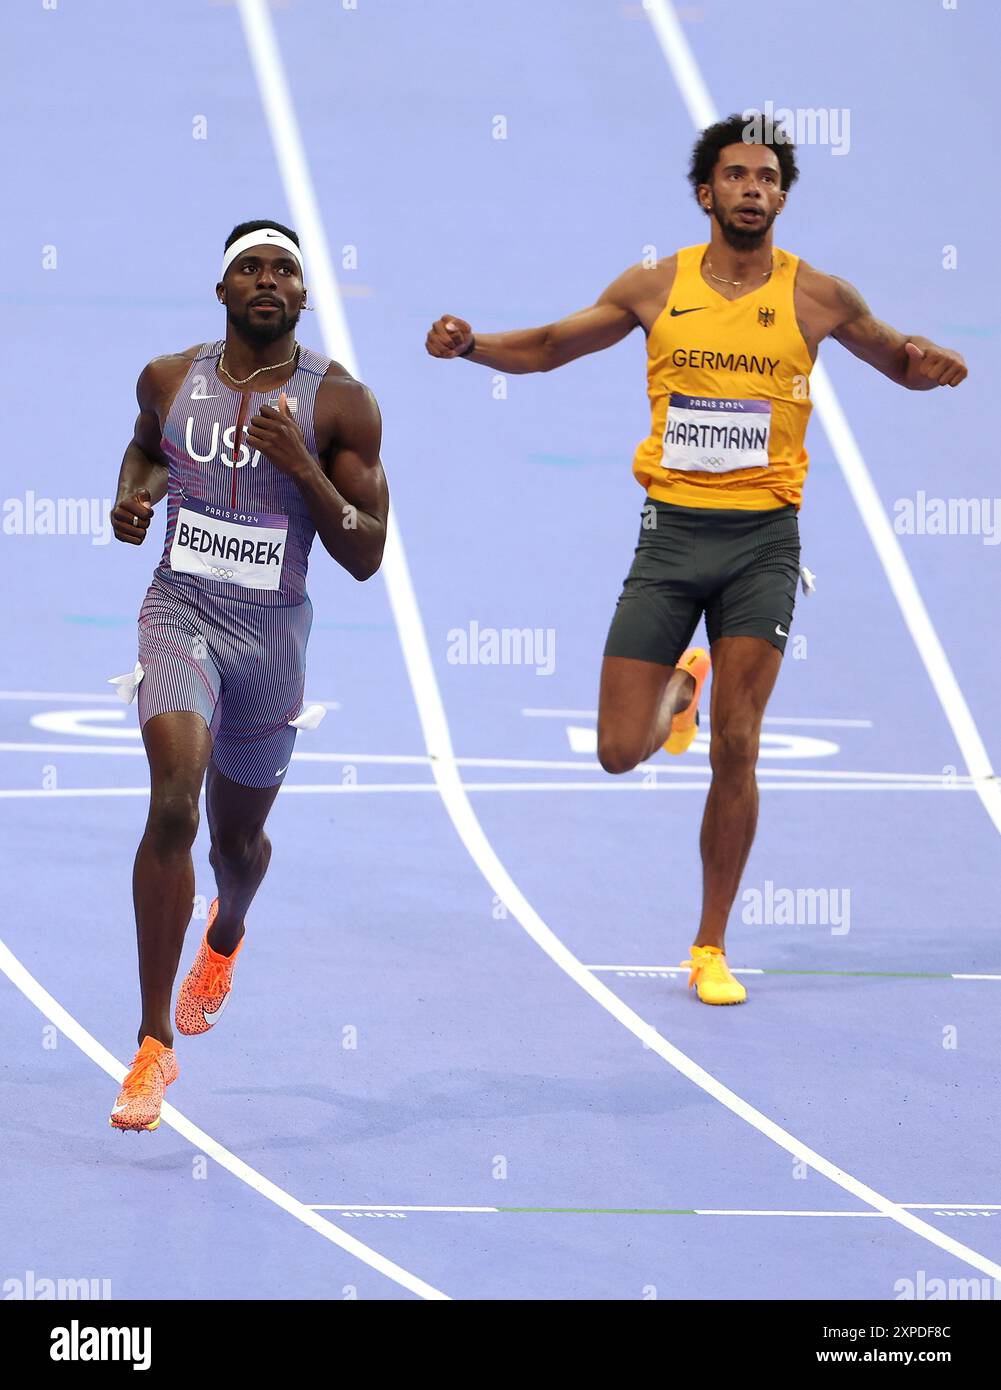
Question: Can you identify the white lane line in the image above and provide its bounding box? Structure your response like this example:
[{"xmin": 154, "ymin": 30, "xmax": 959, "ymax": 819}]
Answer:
[
  {"xmin": 238, "ymin": 0, "xmax": 1001, "ymax": 1283},
  {"xmin": 523, "ymin": 710, "xmax": 876, "ymax": 728},
  {"xmin": 0, "ymin": 938, "xmax": 448, "ymax": 1301},
  {"xmin": 591, "ymin": 966, "xmax": 763, "ymax": 975},
  {"xmin": 702, "ymin": 1210, "xmax": 881, "ymax": 1218},
  {"xmin": 305, "ymin": 1202, "xmax": 998, "ymax": 1218},
  {"xmin": 0, "ymin": 691, "xmax": 124, "ymax": 703},
  {"xmin": 642, "ymin": 0, "xmax": 1001, "ymax": 836},
  {"xmin": 906, "ymin": 1204, "xmax": 1001, "ymax": 1211},
  {"xmin": 312, "ymin": 1205, "xmax": 499, "ymax": 1214},
  {"xmin": 0, "ymin": 691, "xmax": 340, "ymax": 707},
  {"xmin": 0, "ymin": 744, "xmax": 973, "ymax": 783},
  {"xmin": 592, "ymin": 966, "xmax": 1001, "ymax": 983},
  {"xmin": 0, "ymin": 781, "xmax": 979, "ymax": 800}
]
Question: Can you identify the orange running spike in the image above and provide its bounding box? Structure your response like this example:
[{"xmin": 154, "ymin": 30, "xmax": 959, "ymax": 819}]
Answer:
[
  {"xmin": 109, "ymin": 1036, "xmax": 179, "ymax": 1132},
  {"xmin": 174, "ymin": 898, "xmax": 244, "ymax": 1037}
]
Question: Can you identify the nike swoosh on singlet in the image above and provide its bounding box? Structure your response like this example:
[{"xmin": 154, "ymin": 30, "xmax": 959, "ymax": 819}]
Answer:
[{"xmin": 669, "ymin": 306, "xmax": 708, "ymax": 316}]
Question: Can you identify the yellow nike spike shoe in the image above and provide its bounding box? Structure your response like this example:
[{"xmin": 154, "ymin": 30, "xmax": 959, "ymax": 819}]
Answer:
[
  {"xmin": 664, "ymin": 647, "xmax": 711, "ymax": 756},
  {"xmin": 682, "ymin": 944, "xmax": 747, "ymax": 1005}
]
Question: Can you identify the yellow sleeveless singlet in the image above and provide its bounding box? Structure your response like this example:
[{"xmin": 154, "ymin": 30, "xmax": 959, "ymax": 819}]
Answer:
[{"xmin": 633, "ymin": 244, "xmax": 814, "ymax": 510}]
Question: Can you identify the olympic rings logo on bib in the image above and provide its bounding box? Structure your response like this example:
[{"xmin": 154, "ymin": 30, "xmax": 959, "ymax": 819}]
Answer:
[{"xmin": 663, "ymin": 394, "xmax": 771, "ymax": 475}]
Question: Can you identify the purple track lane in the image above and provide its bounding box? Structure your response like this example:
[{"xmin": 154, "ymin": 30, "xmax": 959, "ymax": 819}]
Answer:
[{"xmin": 2, "ymin": 0, "xmax": 999, "ymax": 1300}]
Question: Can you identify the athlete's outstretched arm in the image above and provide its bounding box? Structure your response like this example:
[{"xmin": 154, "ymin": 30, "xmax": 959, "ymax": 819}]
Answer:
[
  {"xmin": 425, "ymin": 264, "xmax": 648, "ymax": 374},
  {"xmin": 110, "ymin": 361, "xmax": 173, "ymax": 545},
  {"xmin": 246, "ymin": 378, "xmax": 387, "ymax": 582},
  {"xmin": 825, "ymin": 276, "xmax": 967, "ymax": 390}
]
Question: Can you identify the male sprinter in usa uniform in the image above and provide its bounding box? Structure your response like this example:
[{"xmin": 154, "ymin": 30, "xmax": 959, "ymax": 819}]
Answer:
[
  {"xmin": 426, "ymin": 115, "xmax": 966, "ymax": 1005},
  {"xmin": 108, "ymin": 221, "xmax": 387, "ymax": 1129}
]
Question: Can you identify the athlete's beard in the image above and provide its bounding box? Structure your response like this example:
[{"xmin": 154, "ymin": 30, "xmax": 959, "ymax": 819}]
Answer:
[
  {"xmin": 226, "ymin": 301, "xmax": 302, "ymax": 347},
  {"xmin": 713, "ymin": 204, "xmax": 778, "ymax": 252}
]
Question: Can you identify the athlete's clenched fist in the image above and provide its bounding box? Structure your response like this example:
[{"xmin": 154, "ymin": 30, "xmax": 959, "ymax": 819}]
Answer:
[
  {"xmin": 246, "ymin": 392, "xmax": 313, "ymax": 478},
  {"xmin": 903, "ymin": 341, "xmax": 967, "ymax": 388},
  {"xmin": 111, "ymin": 488, "xmax": 154, "ymax": 545},
  {"xmin": 426, "ymin": 315, "xmax": 474, "ymax": 359}
]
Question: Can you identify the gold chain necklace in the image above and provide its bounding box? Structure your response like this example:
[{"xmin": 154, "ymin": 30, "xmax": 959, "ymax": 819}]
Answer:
[
  {"xmin": 218, "ymin": 341, "xmax": 300, "ymax": 387},
  {"xmin": 705, "ymin": 256, "xmax": 773, "ymax": 288}
]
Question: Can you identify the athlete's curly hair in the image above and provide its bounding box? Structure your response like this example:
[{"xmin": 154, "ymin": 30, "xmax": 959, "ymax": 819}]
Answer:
[
  {"xmin": 224, "ymin": 220, "xmax": 300, "ymax": 252},
  {"xmin": 687, "ymin": 113, "xmax": 799, "ymax": 208}
]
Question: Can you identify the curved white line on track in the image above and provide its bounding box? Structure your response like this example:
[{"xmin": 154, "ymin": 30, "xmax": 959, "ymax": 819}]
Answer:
[
  {"xmin": 643, "ymin": 0, "xmax": 1001, "ymax": 836},
  {"xmin": 0, "ymin": 938, "xmax": 448, "ymax": 1301},
  {"xmin": 237, "ymin": 0, "xmax": 1001, "ymax": 1283}
]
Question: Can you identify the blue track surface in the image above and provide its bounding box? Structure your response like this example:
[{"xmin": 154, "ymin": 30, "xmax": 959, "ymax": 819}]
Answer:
[{"xmin": 2, "ymin": 0, "xmax": 999, "ymax": 1300}]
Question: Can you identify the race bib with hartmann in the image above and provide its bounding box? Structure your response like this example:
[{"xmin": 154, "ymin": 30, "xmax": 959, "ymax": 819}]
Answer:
[
  {"xmin": 662, "ymin": 394, "xmax": 772, "ymax": 474},
  {"xmin": 169, "ymin": 498, "xmax": 288, "ymax": 590}
]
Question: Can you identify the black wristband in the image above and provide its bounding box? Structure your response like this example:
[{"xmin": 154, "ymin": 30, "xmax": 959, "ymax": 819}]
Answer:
[{"xmin": 457, "ymin": 335, "xmax": 477, "ymax": 358}]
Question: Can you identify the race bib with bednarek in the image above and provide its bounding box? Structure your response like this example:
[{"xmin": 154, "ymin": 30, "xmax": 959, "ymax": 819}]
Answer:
[
  {"xmin": 662, "ymin": 394, "xmax": 772, "ymax": 474},
  {"xmin": 169, "ymin": 497, "xmax": 288, "ymax": 590}
]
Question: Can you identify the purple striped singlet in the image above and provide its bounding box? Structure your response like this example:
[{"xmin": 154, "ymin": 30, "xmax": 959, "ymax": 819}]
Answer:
[{"xmin": 132, "ymin": 340, "xmax": 332, "ymax": 787}]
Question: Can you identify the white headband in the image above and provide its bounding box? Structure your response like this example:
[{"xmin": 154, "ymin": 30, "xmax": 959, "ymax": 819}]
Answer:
[{"xmin": 221, "ymin": 228, "xmax": 304, "ymax": 279}]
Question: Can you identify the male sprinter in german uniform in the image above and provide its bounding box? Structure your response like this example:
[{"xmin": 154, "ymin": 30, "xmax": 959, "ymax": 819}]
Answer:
[
  {"xmin": 108, "ymin": 221, "xmax": 387, "ymax": 1129},
  {"xmin": 426, "ymin": 115, "xmax": 966, "ymax": 1005}
]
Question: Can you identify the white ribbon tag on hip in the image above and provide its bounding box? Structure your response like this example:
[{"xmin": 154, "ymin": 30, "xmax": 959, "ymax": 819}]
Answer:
[
  {"xmin": 108, "ymin": 661, "xmax": 144, "ymax": 704},
  {"xmin": 288, "ymin": 702, "xmax": 327, "ymax": 731},
  {"xmin": 799, "ymin": 565, "xmax": 817, "ymax": 597}
]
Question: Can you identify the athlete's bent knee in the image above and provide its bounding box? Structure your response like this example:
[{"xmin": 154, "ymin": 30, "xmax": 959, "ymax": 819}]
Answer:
[{"xmin": 598, "ymin": 737, "xmax": 643, "ymax": 776}]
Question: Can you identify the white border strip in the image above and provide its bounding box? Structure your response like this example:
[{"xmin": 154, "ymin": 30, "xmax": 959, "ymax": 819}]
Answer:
[
  {"xmin": 642, "ymin": 0, "xmax": 1001, "ymax": 835},
  {"xmin": 523, "ymin": 710, "xmax": 876, "ymax": 729},
  {"xmin": 236, "ymin": 0, "xmax": 1001, "ymax": 1282},
  {"xmin": 0, "ymin": 781, "xmax": 979, "ymax": 800},
  {"xmin": 0, "ymin": 743, "xmax": 974, "ymax": 782},
  {"xmin": 307, "ymin": 1202, "xmax": 999, "ymax": 1218},
  {"xmin": 0, "ymin": 939, "xmax": 448, "ymax": 1300}
]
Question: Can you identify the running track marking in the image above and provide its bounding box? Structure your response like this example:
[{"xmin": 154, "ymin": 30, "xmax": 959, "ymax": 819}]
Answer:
[
  {"xmin": 307, "ymin": 1203, "xmax": 1000, "ymax": 1219},
  {"xmin": 0, "ymin": 691, "xmax": 338, "ymax": 710},
  {"xmin": 644, "ymin": 0, "xmax": 1001, "ymax": 836},
  {"xmin": 523, "ymin": 709, "xmax": 876, "ymax": 729},
  {"xmin": 0, "ymin": 782, "xmax": 981, "ymax": 798},
  {"xmin": 237, "ymin": 0, "xmax": 1001, "ymax": 1282},
  {"xmin": 0, "ymin": 941, "xmax": 448, "ymax": 1300},
  {"xmin": 591, "ymin": 966, "xmax": 1001, "ymax": 982},
  {"xmin": 0, "ymin": 741, "xmax": 975, "ymax": 784},
  {"xmin": 0, "ymin": 690, "xmax": 870, "ymax": 728}
]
